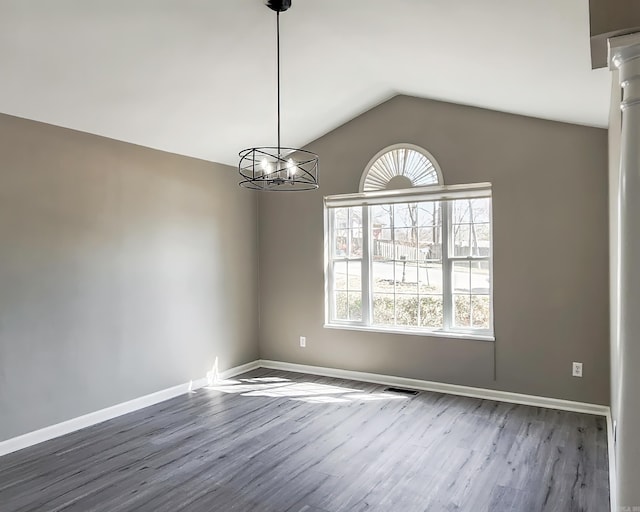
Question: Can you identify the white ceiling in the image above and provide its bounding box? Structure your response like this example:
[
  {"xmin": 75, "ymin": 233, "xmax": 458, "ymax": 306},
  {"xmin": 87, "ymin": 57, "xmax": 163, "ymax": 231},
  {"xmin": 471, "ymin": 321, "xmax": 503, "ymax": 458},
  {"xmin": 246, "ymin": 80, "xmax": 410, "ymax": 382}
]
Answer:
[{"xmin": 0, "ymin": 0, "xmax": 610, "ymax": 166}]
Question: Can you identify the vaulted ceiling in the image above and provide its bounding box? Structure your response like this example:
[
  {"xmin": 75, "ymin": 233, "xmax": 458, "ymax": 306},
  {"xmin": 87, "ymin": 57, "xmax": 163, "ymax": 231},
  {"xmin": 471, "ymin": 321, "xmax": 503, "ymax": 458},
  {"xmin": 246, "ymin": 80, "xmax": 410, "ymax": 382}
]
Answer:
[{"xmin": 0, "ymin": 0, "xmax": 610, "ymax": 166}]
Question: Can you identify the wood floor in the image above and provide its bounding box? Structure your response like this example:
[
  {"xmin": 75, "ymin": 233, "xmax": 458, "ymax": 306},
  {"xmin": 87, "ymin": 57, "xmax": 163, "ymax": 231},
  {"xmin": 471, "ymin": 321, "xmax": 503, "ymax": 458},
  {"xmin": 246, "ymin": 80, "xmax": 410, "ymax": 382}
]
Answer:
[{"xmin": 0, "ymin": 369, "xmax": 609, "ymax": 512}]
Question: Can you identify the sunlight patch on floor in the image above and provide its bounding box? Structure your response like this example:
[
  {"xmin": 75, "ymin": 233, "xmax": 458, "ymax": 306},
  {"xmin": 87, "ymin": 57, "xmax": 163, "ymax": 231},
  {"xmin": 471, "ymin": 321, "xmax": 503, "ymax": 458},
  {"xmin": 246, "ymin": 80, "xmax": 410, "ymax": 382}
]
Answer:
[{"xmin": 206, "ymin": 376, "xmax": 409, "ymax": 404}]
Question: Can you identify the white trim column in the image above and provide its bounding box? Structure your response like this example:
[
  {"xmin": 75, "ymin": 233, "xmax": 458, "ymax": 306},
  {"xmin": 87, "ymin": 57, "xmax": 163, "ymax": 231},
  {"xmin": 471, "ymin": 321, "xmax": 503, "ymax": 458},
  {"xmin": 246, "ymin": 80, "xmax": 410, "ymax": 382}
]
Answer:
[{"xmin": 609, "ymin": 32, "xmax": 640, "ymax": 511}]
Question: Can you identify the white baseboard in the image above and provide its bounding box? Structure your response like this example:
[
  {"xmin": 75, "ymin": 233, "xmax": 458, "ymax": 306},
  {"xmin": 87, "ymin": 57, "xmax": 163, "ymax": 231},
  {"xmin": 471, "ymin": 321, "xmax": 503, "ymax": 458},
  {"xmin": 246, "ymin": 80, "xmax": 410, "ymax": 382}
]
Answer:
[
  {"xmin": 0, "ymin": 360, "xmax": 260, "ymax": 457},
  {"xmin": 257, "ymin": 359, "xmax": 610, "ymax": 417}
]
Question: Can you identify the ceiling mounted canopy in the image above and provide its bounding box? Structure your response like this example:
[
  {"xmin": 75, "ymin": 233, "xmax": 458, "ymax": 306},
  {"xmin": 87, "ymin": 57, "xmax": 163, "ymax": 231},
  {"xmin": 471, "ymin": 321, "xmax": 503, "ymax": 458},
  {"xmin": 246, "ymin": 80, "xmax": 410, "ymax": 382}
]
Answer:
[
  {"xmin": 238, "ymin": 0, "xmax": 319, "ymax": 191},
  {"xmin": 265, "ymin": 0, "xmax": 291, "ymax": 12}
]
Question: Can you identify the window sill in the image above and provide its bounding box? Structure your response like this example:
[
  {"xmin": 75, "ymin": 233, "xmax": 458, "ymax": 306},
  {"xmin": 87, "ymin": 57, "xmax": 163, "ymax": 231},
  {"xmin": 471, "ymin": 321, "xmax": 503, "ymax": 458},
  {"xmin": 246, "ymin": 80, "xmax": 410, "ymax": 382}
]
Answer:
[{"xmin": 323, "ymin": 323, "xmax": 495, "ymax": 342}]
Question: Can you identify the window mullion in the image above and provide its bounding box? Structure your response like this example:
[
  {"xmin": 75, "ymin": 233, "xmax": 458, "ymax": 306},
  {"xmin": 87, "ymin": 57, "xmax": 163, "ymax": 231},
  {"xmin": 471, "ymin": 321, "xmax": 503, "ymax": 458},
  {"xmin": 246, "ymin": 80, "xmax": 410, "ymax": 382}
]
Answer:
[
  {"xmin": 362, "ymin": 206, "xmax": 371, "ymax": 325},
  {"xmin": 442, "ymin": 200, "xmax": 453, "ymax": 330},
  {"xmin": 327, "ymin": 208, "xmax": 335, "ymax": 323}
]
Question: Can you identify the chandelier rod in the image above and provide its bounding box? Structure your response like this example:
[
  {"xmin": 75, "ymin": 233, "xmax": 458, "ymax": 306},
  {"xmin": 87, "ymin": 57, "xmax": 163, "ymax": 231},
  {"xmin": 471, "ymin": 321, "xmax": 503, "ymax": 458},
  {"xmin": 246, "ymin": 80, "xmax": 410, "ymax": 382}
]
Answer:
[{"xmin": 276, "ymin": 11, "xmax": 281, "ymax": 156}]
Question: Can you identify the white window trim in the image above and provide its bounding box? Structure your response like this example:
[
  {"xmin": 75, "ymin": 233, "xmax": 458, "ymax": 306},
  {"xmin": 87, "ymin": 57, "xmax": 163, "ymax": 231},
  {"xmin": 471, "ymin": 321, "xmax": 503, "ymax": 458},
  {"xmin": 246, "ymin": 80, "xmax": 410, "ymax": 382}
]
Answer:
[
  {"xmin": 323, "ymin": 323, "xmax": 495, "ymax": 342},
  {"xmin": 326, "ymin": 182, "xmax": 492, "ymax": 207},
  {"xmin": 324, "ymin": 183, "xmax": 494, "ymax": 341}
]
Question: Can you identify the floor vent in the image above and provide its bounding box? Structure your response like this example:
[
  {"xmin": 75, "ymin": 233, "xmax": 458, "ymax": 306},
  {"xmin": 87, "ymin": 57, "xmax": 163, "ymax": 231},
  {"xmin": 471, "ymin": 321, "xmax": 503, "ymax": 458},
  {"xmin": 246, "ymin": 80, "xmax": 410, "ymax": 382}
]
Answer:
[{"xmin": 384, "ymin": 387, "xmax": 419, "ymax": 396}]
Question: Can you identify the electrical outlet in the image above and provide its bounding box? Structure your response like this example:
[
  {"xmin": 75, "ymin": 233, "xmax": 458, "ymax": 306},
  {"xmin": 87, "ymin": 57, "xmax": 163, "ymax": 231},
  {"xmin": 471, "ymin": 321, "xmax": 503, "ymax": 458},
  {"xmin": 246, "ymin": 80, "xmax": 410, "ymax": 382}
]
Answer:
[
  {"xmin": 572, "ymin": 362, "xmax": 583, "ymax": 377},
  {"xmin": 300, "ymin": 336, "xmax": 306, "ymax": 348}
]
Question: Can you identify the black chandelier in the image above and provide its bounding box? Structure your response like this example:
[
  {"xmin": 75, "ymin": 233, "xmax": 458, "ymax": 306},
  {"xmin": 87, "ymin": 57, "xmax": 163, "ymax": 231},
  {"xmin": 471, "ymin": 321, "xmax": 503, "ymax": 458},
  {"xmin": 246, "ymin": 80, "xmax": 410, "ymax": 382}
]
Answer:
[{"xmin": 238, "ymin": 0, "xmax": 319, "ymax": 191}]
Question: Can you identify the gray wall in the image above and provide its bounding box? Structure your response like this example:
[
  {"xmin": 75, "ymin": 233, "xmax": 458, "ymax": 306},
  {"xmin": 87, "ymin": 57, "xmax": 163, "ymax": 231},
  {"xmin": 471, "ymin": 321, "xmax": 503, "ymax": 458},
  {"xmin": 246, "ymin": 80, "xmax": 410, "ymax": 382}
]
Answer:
[
  {"xmin": 258, "ymin": 95, "xmax": 610, "ymax": 405},
  {"xmin": 0, "ymin": 114, "xmax": 259, "ymax": 442}
]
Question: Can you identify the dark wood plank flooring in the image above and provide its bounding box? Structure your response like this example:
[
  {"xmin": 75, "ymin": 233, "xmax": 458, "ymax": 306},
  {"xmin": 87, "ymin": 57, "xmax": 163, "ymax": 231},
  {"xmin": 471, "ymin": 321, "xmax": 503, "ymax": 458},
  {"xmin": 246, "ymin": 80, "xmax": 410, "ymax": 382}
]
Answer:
[{"xmin": 0, "ymin": 369, "xmax": 610, "ymax": 512}]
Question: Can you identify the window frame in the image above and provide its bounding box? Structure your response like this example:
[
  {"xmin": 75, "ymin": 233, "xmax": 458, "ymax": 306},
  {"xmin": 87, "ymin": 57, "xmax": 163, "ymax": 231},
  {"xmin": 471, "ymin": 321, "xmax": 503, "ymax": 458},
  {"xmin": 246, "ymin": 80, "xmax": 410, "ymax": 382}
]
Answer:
[{"xmin": 324, "ymin": 183, "xmax": 494, "ymax": 341}]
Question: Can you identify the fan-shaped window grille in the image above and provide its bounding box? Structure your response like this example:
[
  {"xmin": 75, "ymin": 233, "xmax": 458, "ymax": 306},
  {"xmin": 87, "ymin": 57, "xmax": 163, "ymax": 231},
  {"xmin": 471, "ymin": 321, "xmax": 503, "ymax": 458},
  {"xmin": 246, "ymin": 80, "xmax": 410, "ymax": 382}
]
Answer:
[{"xmin": 360, "ymin": 144, "xmax": 443, "ymax": 192}]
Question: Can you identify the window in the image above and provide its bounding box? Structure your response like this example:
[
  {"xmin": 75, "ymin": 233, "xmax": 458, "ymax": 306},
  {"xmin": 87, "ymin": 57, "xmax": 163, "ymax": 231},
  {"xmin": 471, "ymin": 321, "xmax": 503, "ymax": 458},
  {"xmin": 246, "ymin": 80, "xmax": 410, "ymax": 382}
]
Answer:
[
  {"xmin": 324, "ymin": 146, "xmax": 493, "ymax": 340},
  {"xmin": 360, "ymin": 144, "xmax": 442, "ymax": 191}
]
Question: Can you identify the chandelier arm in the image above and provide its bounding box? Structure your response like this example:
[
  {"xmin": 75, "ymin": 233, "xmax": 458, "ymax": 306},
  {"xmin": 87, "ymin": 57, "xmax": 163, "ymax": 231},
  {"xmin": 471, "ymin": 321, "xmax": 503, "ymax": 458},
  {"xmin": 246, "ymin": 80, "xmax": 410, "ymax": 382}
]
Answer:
[{"xmin": 296, "ymin": 167, "xmax": 317, "ymax": 181}]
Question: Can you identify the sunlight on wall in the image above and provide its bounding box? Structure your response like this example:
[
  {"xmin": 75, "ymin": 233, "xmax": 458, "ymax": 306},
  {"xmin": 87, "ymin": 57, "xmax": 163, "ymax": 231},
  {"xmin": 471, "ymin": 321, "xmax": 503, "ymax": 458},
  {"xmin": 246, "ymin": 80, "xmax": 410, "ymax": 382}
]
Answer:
[{"xmin": 206, "ymin": 357, "xmax": 220, "ymax": 386}]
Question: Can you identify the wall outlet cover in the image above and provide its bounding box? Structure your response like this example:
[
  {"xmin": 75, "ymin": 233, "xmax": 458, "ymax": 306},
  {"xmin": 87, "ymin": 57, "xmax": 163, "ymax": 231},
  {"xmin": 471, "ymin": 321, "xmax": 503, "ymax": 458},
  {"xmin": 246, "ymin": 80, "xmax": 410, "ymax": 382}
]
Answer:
[{"xmin": 572, "ymin": 362, "xmax": 583, "ymax": 377}]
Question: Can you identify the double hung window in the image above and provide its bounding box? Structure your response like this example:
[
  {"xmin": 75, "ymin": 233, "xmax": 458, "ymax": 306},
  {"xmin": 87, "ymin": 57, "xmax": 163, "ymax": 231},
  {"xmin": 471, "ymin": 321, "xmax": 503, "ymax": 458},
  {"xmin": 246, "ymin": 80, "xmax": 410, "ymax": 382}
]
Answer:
[{"xmin": 325, "ymin": 185, "xmax": 493, "ymax": 339}]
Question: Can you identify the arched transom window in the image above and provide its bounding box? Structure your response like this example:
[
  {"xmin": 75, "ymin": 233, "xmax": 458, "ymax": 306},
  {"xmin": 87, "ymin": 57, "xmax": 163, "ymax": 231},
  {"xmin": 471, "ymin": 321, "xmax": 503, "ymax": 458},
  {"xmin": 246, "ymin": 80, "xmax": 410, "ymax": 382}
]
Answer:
[{"xmin": 360, "ymin": 144, "xmax": 443, "ymax": 192}]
